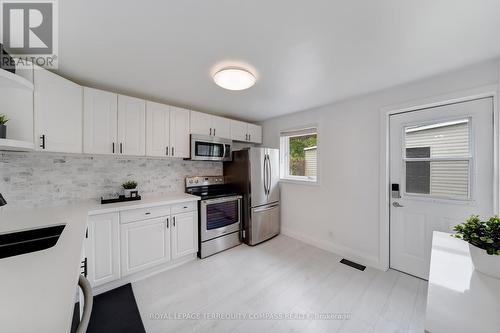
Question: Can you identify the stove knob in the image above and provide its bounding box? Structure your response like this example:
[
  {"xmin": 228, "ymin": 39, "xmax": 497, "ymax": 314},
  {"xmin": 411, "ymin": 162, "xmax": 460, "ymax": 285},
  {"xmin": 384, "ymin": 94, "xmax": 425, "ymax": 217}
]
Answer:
[
  {"xmin": 195, "ymin": 179, "xmax": 199, "ymax": 183},
  {"xmin": 188, "ymin": 180, "xmax": 193, "ymax": 184}
]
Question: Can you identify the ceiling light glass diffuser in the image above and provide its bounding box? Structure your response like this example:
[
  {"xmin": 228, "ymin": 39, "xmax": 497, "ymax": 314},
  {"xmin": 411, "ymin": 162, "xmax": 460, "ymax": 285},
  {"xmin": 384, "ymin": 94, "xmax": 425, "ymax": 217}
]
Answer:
[{"xmin": 213, "ymin": 68, "xmax": 256, "ymax": 90}]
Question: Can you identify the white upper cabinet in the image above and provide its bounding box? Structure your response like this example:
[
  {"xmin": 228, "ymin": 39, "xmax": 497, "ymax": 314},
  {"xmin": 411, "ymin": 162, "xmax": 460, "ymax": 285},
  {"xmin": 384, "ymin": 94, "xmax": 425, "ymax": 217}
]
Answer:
[
  {"xmin": 211, "ymin": 115, "xmax": 231, "ymax": 139},
  {"xmin": 190, "ymin": 111, "xmax": 231, "ymax": 139},
  {"xmin": 118, "ymin": 95, "xmax": 146, "ymax": 156},
  {"xmin": 83, "ymin": 87, "xmax": 118, "ymax": 155},
  {"xmin": 190, "ymin": 110, "xmax": 212, "ymax": 136},
  {"xmin": 170, "ymin": 106, "xmax": 190, "ymax": 158},
  {"xmin": 247, "ymin": 123, "xmax": 262, "ymax": 144},
  {"xmin": 230, "ymin": 120, "xmax": 262, "ymax": 144},
  {"xmin": 34, "ymin": 67, "xmax": 83, "ymax": 153},
  {"xmin": 146, "ymin": 101, "xmax": 170, "ymax": 157},
  {"xmin": 230, "ymin": 120, "xmax": 248, "ymax": 142}
]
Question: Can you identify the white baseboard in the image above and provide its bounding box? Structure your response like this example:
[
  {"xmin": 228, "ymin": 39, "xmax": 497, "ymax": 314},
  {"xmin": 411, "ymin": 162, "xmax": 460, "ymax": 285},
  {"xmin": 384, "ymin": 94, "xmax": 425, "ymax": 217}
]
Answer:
[{"xmin": 281, "ymin": 227, "xmax": 384, "ymax": 271}]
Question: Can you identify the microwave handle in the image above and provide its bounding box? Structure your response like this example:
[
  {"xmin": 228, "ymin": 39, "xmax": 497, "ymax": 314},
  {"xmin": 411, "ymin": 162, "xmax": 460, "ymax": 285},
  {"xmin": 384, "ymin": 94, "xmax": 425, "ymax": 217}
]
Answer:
[{"xmin": 223, "ymin": 143, "xmax": 226, "ymax": 159}]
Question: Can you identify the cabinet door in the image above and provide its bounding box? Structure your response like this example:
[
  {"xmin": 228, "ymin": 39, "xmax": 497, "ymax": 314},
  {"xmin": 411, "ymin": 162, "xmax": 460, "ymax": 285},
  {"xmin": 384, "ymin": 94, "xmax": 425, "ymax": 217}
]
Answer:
[
  {"xmin": 120, "ymin": 217, "xmax": 170, "ymax": 276},
  {"xmin": 83, "ymin": 88, "xmax": 118, "ymax": 154},
  {"xmin": 118, "ymin": 95, "xmax": 146, "ymax": 156},
  {"xmin": 172, "ymin": 211, "xmax": 197, "ymax": 259},
  {"xmin": 190, "ymin": 110, "xmax": 212, "ymax": 136},
  {"xmin": 212, "ymin": 115, "xmax": 231, "ymax": 139},
  {"xmin": 87, "ymin": 213, "xmax": 120, "ymax": 287},
  {"xmin": 247, "ymin": 123, "xmax": 262, "ymax": 144},
  {"xmin": 146, "ymin": 101, "xmax": 170, "ymax": 157},
  {"xmin": 170, "ymin": 106, "xmax": 190, "ymax": 158},
  {"xmin": 230, "ymin": 120, "xmax": 248, "ymax": 142},
  {"xmin": 34, "ymin": 67, "xmax": 83, "ymax": 153}
]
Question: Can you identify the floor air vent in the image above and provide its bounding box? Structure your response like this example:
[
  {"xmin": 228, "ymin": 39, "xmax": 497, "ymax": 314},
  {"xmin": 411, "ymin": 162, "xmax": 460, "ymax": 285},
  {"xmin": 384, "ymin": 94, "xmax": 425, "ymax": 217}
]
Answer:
[{"xmin": 340, "ymin": 259, "xmax": 366, "ymax": 271}]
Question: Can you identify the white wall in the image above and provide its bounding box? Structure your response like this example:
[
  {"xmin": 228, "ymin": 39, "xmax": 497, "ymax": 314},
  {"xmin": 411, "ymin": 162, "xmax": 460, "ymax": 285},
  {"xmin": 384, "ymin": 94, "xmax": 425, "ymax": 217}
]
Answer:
[{"xmin": 261, "ymin": 59, "xmax": 500, "ymax": 269}]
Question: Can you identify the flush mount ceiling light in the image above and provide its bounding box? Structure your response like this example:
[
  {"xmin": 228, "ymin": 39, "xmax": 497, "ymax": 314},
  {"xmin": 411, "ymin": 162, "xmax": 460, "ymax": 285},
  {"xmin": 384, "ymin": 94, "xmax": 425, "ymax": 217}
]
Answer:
[{"xmin": 213, "ymin": 68, "xmax": 256, "ymax": 91}]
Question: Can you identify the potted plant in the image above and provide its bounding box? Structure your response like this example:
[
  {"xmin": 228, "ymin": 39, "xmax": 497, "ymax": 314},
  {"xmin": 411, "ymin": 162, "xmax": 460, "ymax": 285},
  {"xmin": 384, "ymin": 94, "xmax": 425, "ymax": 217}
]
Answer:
[
  {"xmin": 122, "ymin": 180, "xmax": 138, "ymax": 198},
  {"xmin": 453, "ymin": 215, "xmax": 500, "ymax": 279},
  {"xmin": 0, "ymin": 114, "xmax": 8, "ymax": 139}
]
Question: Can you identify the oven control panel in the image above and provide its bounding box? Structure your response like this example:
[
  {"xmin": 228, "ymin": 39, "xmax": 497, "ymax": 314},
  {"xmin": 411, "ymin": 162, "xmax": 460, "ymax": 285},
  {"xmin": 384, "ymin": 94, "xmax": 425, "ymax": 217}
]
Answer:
[{"xmin": 186, "ymin": 176, "xmax": 225, "ymax": 187}]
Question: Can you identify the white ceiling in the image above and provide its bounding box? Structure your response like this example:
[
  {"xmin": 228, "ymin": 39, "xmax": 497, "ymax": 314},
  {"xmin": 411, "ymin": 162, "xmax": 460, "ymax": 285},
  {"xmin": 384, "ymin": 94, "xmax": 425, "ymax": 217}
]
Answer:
[{"xmin": 57, "ymin": 0, "xmax": 500, "ymax": 122}]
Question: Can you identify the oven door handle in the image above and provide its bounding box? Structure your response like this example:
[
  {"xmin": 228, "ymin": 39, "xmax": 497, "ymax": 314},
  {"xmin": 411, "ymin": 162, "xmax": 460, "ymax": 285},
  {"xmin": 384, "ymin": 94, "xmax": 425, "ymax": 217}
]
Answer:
[{"xmin": 201, "ymin": 195, "xmax": 242, "ymax": 205}]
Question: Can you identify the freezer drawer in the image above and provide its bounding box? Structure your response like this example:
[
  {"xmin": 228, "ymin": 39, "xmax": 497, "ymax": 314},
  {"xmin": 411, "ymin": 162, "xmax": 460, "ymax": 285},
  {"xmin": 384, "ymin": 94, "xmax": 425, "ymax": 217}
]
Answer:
[{"xmin": 248, "ymin": 203, "xmax": 280, "ymax": 245}]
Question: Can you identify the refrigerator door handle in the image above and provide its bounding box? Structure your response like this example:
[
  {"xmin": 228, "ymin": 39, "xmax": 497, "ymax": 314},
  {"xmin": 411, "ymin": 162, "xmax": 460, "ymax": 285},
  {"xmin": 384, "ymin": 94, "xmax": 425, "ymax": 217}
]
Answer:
[
  {"xmin": 253, "ymin": 203, "xmax": 280, "ymax": 213},
  {"xmin": 266, "ymin": 154, "xmax": 270, "ymax": 195},
  {"xmin": 263, "ymin": 154, "xmax": 268, "ymax": 195}
]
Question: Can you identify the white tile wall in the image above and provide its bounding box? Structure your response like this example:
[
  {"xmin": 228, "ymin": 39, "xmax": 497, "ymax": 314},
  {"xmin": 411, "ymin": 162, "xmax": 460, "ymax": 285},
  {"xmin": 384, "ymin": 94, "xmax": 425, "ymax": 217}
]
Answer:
[{"xmin": 0, "ymin": 152, "xmax": 221, "ymax": 208}]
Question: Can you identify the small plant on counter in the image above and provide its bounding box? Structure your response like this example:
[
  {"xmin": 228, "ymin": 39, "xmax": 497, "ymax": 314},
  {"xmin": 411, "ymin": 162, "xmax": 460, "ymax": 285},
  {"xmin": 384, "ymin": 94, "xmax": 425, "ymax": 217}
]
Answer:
[
  {"xmin": 122, "ymin": 180, "xmax": 138, "ymax": 190},
  {"xmin": 0, "ymin": 114, "xmax": 8, "ymax": 125},
  {"xmin": 453, "ymin": 215, "xmax": 500, "ymax": 255}
]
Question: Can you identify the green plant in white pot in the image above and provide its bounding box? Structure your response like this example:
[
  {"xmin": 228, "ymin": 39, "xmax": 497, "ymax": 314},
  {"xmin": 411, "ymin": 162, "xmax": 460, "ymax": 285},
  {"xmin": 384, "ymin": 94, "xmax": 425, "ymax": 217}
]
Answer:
[
  {"xmin": 122, "ymin": 180, "xmax": 138, "ymax": 198},
  {"xmin": 0, "ymin": 114, "xmax": 8, "ymax": 139},
  {"xmin": 453, "ymin": 215, "xmax": 500, "ymax": 279}
]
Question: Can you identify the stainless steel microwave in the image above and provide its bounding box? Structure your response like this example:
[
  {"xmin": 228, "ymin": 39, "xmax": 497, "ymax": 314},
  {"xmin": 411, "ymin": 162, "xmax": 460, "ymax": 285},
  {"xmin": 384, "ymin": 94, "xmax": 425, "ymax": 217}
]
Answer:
[{"xmin": 190, "ymin": 134, "xmax": 232, "ymax": 161}]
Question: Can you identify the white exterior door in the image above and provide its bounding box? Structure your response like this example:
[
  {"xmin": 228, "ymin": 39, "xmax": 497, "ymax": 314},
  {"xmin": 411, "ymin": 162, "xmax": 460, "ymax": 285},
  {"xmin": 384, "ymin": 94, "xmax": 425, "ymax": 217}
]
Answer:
[
  {"xmin": 146, "ymin": 101, "xmax": 170, "ymax": 157},
  {"xmin": 172, "ymin": 212, "xmax": 197, "ymax": 258},
  {"xmin": 118, "ymin": 95, "xmax": 146, "ymax": 156},
  {"xmin": 87, "ymin": 213, "xmax": 120, "ymax": 287},
  {"xmin": 389, "ymin": 98, "xmax": 494, "ymax": 279},
  {"xmin": 120, "ymin": 217, "xmax": 170, "ymax": 276},
  {"xmin": 83, "ymin": 88, "xmax": 118, "ymax": 155},
  {"xmin": 34, "ymin": 67, "xmax": 83, "ymax": 153},
  {"xmin": 170, "ymin": 106, "xmax": 190, "ymax": 158}
]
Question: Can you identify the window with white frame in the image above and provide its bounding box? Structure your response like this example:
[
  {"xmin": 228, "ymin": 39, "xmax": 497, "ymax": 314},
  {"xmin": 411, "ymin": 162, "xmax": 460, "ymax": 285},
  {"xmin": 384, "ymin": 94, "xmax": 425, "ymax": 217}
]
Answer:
[{"xmin": 280, "ymin": 127, "xmax": 318, "ymax": 182}]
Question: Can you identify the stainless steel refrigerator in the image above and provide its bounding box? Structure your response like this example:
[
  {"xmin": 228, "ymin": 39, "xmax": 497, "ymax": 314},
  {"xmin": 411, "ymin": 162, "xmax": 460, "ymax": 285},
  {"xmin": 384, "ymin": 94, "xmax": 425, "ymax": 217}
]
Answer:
[{"xmin": 224, "ymin": 147, "xmax": 280, "ymax": 245}]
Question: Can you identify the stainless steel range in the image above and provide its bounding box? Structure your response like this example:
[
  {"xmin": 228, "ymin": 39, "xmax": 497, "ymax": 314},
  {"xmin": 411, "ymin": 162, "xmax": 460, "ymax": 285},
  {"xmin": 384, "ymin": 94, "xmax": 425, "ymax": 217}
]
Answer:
[{"xmin": 185, "ymin": 176, "xmax": 242, "ymax": 258}]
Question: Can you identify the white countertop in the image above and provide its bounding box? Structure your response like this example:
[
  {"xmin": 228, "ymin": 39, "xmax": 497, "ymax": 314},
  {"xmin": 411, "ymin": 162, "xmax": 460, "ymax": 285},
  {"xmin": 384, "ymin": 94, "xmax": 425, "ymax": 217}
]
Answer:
[
  {"xmin": 425, "ymin": 231, "xmax": 500, "ymax": 333},
  {"xmin": 0, "ymin": 193, "xmax": 199, "ymax": 333}
]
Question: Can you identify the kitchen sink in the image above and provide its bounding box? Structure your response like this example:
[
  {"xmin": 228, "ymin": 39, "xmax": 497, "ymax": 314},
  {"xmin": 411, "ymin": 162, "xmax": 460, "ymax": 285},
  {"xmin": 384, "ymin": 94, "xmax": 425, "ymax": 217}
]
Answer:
[{"xmin": 0, "ymin": 224, "xmax": 66, "ymax": 259}]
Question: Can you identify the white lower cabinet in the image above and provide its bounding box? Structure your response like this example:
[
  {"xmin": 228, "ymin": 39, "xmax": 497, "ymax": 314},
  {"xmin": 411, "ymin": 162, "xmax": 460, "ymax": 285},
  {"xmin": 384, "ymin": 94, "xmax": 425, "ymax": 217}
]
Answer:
[
  {"xmin": 121, "ymin": 217, "xmax": 171, "ymax": 276},
  {"xmin": 172, "ymin": 211, "xmax": 197, "ymax": 258},
  {"xmin": 86, "ymin": 202, "xmax": 198, "ymax": 290},
  {"xmin": 86, "ymin": 213, "xmax": 120, "ymax": 287}
]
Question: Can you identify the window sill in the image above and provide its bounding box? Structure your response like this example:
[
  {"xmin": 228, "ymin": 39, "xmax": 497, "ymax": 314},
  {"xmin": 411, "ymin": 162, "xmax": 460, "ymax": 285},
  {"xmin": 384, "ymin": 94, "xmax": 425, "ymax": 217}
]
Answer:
[{"xmin": 279, "ymin": 178, "xmax": 319, "ymax": 186}]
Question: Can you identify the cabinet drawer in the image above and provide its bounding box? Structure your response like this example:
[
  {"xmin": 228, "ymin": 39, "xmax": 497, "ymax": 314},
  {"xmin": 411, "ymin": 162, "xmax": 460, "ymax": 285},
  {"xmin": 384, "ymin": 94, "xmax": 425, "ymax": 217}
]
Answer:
[
  {"xmin": 120, "ymin": 205, "xmax": 171, "ymax": 224},
  {"xmin": 171, "ymin": 201, "xmax": 197, "ymax": 214}
]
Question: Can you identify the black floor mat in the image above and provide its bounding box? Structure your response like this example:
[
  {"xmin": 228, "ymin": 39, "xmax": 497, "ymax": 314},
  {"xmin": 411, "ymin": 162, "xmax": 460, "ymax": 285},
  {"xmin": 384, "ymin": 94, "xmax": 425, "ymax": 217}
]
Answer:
[{"xmin": 71, "ymin": 283, "xmax": 146, "ymax": 333}]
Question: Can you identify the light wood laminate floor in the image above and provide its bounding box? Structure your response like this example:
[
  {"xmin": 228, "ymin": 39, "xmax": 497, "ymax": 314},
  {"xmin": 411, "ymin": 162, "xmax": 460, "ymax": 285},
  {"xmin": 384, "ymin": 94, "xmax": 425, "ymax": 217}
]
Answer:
[{"xmin": 133, "ymin": 235, "xmax": 427, "ymax": 333}]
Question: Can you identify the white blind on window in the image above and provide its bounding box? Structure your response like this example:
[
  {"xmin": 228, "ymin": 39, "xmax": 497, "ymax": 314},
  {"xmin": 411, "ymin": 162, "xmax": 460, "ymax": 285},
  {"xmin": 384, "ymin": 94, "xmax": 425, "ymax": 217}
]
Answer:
[{"xmin": 280, "ymin": 127, "xmax": 317, "ymax": 137}]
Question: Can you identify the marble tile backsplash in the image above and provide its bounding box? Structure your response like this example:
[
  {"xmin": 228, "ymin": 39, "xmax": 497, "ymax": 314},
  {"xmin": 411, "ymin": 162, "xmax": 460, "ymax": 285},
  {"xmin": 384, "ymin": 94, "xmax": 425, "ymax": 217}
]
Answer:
[{"xmin": 0, "ymin": 152, "xmax": 222, "ymax": 209}]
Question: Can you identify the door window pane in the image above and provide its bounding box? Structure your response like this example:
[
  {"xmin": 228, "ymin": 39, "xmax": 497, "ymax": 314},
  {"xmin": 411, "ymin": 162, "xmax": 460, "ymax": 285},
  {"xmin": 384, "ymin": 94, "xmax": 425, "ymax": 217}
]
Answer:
[{"xmin": 404, "ymin": 119, "xmax": 470, "ymax": 199}]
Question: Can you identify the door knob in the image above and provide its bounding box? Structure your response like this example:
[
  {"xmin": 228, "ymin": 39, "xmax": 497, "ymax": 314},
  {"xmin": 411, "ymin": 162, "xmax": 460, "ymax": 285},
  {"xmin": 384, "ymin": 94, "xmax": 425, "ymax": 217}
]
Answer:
[{"xmin": 392, "ymin": 202, "xmax": 404, "ymax": 208}]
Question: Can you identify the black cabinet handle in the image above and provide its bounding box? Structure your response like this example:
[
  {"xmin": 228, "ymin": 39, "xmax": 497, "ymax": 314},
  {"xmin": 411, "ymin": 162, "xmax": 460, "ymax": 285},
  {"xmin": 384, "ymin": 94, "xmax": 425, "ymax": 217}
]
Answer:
[
  {"xmin": 40, "ymin": 135, "xmax": 46, "ymax": 149},
  {"xmin": 171, "ymin": 147, "xmax": 174, "ymax": 156},
  {"xmin": 209, "ymin": 128, "xmax": 212, "ymax": 136},
  {"xmin": 166, "ymin": 146, "xmax": 169, "ymax": 156},
  {"xmin": 120, "ymin": 143, "xmax": 123, "ymax": 154},
  {"xmin": 112, "ymin": 142, "xmax": 115, "ymax": 154},
  {"xmin": 166, "ymin": 218, "xmax": 169, "ymax": 228},
  {"xmin": 173, "ymin": 216, "xmax": 176, "ymax": 227},
  {"xmin": 214, "ymin": 128, "xmax": 216, "ymax": 136}
]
